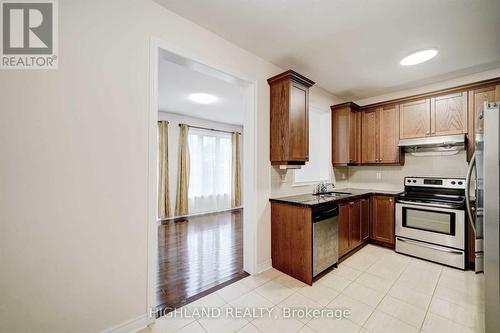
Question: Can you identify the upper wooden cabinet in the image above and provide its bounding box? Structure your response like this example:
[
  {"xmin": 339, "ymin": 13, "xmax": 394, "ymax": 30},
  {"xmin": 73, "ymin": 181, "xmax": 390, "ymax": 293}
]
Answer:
[
  {"xmin": 361, "ymin": 104, "xmax": 403, "ymax": 165},
  {"xmin": 379, "ymin": 105, "xmax": 401, "ymax": 163},
  {"xmin": 467, "ymin": 84, "xmax": 500, "ymax": 161},
  {"xmin": 400, "ymin": 92, "xmax": 467, "ymax": 139},
  {"xmin": 431, "ymin": 91, "xmax": 467, "ymax": 136},
  {"xmin": 361, "ymin": 108, "xmax": 378, "ymax": 164},
  {"xmin": 268, "ymin": 70, "xmax": 315, "ymax": 165},
  {"xmin": 331, "ymin": 102, "xmax": 361, "ymax": 166},
  {"xmin": 399, "ymin": 98, "xmax": 431, "ymax": 139}
]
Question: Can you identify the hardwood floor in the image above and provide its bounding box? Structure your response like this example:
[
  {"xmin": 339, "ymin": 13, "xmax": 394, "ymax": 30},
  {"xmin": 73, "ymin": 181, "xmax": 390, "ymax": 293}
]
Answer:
[{"xmin": 155, "ymin": 209, "xmax": 247, "ymax": 313}]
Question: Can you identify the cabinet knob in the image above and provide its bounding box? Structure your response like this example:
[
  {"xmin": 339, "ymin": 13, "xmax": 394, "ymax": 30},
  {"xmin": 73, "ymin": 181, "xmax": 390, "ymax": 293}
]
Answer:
[
  {"xmin": 426, "ymin": 131, "xmax": 430, "ymax": 136},
  {"xmin": 431, "ymin": 131, "xmax": 435, "ymax": 134}
]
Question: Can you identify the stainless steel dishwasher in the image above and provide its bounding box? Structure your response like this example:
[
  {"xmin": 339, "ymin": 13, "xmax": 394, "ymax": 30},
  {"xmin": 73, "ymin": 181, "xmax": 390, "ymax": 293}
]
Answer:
[{"xmin": 312, "ymin": 204, "xmax": 339, "ymax": 276}]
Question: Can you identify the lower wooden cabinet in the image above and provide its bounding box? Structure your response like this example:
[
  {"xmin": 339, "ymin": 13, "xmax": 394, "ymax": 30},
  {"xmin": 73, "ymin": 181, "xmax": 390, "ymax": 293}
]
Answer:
[
  {"xmin": 370, "ymin": 195, "xmax": 395, "ymax": 246},
  {"xmin": 360, "ymin": 198, "xmax": 370, "ymax": 241},
  {"xmin": 338, "ymin": 204, "xmax": 350, "ymax": 257},
  {"xmin": 339, "ymin": 197, "xmax": 370, "ymax": 257},
  {"xmin": 271, "ymin": 203, "xmax": 313, "ymax": 284}
]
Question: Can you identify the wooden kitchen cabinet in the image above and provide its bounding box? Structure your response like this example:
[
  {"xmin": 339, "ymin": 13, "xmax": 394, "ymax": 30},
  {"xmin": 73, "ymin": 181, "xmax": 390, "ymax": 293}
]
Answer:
[
  {"xmin": 361, "ymin": 104, "xmax": 403, "ymax": 165},
  {"xmin": 370, "ymin": 195, "xmax": 395, "ymax": 247},
  {"xmin": 271, "ymin": 203, "xmax": 313, "ymax": 284},
  {"xmin": 467, "ymin": 84, "xmax": 500, "ymax": 161},
  {"xmin": 348, "ymin": 200, "xmax": 362, "ymax": 249},
  {"xmin": 360, "ymin": 198, "xmax": 370, "ymax": 241},
  {"xmin": 268, "ymin": 70, "xmax": 315, "ymax": 165},
  {"xmin": 399, "ymin": 98, "xmax": 431, "ymax": 139},
  {"xmin": 430, "ymin": 91, "xmax": 467, "ymax": 136},
  {"xmin": 400, "ymin": 92, "xmax": 467, "ymax": 140},
  {"xmin": 331, "ymin": 102, "xmax": 361, "ymax": 165},
  {"xmin": 379, "ymin": 105, "xmax": 401, "ymax": 163},
  {"xmin": 361, "ymin": 108, "xmax": 378, "ymax": 163},
  {"xmin": 338, "ymin": 196, "xmax": 370, "ymax": 257},
  {"xmin": 338, "ymin": 204, "xmax": 350, "ymax": 257}
]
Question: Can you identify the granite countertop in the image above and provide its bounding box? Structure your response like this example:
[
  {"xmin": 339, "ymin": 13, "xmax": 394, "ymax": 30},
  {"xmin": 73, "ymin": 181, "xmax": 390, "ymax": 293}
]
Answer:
[{"xmin": 269, "ymin": 188, "xmax": 403, "ymax": 208}]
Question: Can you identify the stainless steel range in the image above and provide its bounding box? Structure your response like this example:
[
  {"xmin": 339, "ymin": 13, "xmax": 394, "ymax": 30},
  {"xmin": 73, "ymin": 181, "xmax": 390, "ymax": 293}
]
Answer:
[{"xmin": 395, "ymin": 176, "xmax": 466, "ymax": 269}]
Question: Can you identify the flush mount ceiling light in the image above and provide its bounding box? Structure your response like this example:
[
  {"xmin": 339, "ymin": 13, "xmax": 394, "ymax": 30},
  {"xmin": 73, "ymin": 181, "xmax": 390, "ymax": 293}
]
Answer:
[
  {"xmin": 400, "ymin": 49, "xmax": 438, "ymax": 66},
  {"xmin": 188, "ymin": 93, "xmax": 218, "ymax": 104}
]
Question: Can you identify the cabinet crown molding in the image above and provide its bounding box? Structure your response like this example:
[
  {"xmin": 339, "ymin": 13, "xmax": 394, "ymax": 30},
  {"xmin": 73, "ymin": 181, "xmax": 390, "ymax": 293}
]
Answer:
[
  {"xmin": 267, "ymin": 69, "xmax": 315, "ymax": 87},
  {"xmin": 331, "ymin": 102, "xmax": 360, "ymax": 111},
  {"xmin": 358, "ymin": 77, "xmax": 500, "ymax": 110}
]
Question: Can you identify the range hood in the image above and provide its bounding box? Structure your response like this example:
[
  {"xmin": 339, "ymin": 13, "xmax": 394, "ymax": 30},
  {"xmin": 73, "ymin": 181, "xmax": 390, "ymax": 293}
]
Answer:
[{"xmin": 398, "ymin": 134, "xmax": 466, "ymax": 153}]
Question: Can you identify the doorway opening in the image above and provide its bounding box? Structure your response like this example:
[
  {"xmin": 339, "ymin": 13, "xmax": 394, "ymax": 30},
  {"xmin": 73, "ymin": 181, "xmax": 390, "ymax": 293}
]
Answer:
[{"xmin": 148, "ymin": 42, "xmax": 258, "ymax": 316}]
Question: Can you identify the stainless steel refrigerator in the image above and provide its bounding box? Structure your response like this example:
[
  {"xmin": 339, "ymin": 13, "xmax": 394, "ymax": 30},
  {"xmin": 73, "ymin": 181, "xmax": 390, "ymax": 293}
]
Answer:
[{"xmin": 466, "ymin": 101, "xmax": 499, "ymax": 332}]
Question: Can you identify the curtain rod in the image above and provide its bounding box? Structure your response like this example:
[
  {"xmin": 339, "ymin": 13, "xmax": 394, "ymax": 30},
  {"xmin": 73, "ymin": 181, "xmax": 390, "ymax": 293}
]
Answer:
[{"xmin": 179, "ymin": 124, "xmax": 241, "ymax": 135}]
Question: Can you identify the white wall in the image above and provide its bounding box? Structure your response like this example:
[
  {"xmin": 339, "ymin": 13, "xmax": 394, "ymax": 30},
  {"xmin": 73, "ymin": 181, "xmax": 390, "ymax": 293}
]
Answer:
[
  {"xmin": 1, "ymin": 1, "xmax": 493, "ymax": 331},
  {"xmin": 0, "ymin": 0, "xmax": 298, "ymax": 331},
  {"xmin": 158, "ymin": 112, "xmax": 243, "ymax": 216}
]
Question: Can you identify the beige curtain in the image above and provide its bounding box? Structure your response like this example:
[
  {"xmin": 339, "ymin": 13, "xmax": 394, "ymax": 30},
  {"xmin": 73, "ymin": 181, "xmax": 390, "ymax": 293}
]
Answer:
[
  {"xmin": 231, "ymin": 132, "xmax": 241, "ymax": 207},
  {"xmin": 157, "ymin": 121, "xmax": 170, "ymax": 219},
  {"xmin": 175, "ymin": 124, "xmax": 190, "ymax": 216}
]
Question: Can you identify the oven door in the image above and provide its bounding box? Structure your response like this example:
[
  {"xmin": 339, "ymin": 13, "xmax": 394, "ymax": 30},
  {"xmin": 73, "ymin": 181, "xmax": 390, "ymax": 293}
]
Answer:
[{"xmin": 396, "ymin": 201, "xmax": 465, "ymax": 250}]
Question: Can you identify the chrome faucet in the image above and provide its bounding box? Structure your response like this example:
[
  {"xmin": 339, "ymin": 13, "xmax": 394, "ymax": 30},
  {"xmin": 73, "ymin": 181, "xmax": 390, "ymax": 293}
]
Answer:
[{"xmin": 313, "ymin": 181, "xmax": 335, "ymax": 194}]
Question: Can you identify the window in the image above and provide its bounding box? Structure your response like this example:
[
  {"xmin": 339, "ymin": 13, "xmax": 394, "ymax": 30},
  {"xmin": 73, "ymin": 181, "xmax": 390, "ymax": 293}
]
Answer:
[
  {"xmin": 294, "ymin": 107, "xmax": 331, "ymax": 185},
  {"xmin": 188, "ymin": 128, "xmax": 232, "ymax": 214}
]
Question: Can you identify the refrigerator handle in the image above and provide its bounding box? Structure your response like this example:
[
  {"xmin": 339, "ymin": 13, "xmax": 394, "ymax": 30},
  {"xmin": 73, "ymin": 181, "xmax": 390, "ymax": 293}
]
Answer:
[{"xmin": 465, "ymin": 152, "xmax": 476, "ymax": 234}]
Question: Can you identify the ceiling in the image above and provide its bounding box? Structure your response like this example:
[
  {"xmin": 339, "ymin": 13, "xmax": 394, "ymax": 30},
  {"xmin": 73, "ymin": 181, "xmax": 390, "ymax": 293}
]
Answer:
[
  {"xmin": 158, "ymin": 55, "xmax": 246, "ymax": 125},
  {"xmin": 155, "ymin": 0, "xmax": 500, "ymax": 100}
]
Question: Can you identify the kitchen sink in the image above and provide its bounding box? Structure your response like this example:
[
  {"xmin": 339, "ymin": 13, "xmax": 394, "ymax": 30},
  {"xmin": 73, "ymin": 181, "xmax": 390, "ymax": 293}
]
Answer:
[{"xmin": 313, "ymin": 191, "xmax": 351, "ymax": 196}]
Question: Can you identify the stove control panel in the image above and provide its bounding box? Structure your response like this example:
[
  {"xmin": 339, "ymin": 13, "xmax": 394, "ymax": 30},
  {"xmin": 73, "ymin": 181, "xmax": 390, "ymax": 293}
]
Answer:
[{"xmin": 404, "ymin": 177, "xmax": 466, "ymax": 189}]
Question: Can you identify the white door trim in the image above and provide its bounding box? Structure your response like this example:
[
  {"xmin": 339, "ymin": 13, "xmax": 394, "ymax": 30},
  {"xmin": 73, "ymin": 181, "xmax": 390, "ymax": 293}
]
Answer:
[{"xmin": 147, "ymin": 36, "xmax": 259, "ymax": 317}]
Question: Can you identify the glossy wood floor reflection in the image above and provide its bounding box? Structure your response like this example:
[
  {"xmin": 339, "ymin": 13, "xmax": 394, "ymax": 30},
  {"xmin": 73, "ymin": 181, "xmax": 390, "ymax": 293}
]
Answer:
[{"xmin": 156, "ymin": 209, "xmax": 246, "ymax": 311}]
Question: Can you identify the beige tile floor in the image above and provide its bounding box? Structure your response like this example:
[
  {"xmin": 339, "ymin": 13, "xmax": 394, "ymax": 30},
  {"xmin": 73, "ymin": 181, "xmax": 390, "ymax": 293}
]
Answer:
[{"xmin": 146, "ymin": 245, "xmax": 485, "ymax": 333}]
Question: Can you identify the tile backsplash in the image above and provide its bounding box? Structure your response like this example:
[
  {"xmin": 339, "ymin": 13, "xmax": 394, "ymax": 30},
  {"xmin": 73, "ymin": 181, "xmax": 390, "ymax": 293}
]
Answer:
[
  {"xmin": 347, "ymin": 150, "xmax": 469, "ymax": 191},
  {"xmin": 270, "ymin": 151, "xmax": 469, "ymax": 197}
]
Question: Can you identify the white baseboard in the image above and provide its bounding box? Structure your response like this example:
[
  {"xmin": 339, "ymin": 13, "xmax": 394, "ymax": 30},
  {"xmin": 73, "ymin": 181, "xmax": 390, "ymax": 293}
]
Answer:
[
  {"xmin": 255, "ymin": 259, "xmax": 272, "ymax": 274},
  {"xmin": 101, "ymin": 313, "xmax": 153, "ymax": 333}
]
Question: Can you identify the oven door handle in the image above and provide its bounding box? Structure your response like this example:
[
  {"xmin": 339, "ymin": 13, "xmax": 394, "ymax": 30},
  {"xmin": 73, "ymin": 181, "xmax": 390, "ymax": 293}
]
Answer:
[
  {"xmin": 396, "ymin": 237, "xmax": 463, "ymax": 255},
  {"xmin": 396, "ymin": 200, "xmax": 460, "ymax": 210}
]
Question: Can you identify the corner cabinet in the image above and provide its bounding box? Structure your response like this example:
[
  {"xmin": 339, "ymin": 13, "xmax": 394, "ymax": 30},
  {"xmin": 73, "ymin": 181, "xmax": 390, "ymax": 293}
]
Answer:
[
  {"xmin": 268, "ymin": 70, "xmax": 315, "ymax": 165},
  {"xmin": 361, "ymin": 104, "xmax": 403, "ymax": 165},
  {"xmin": 331, "ymin": 102, "xmax": 361, "ymax": 166},
  {"xmin": 466, "ymin": 84, "xmax": 500, "ymax": 161},
  {"xmin": 370, "ymin": 195, "xmax": 395, "ymax": 247}
]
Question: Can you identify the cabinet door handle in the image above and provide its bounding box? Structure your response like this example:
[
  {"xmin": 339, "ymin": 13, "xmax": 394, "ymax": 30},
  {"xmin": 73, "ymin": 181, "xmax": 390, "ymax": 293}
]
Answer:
[{"xmin": 426, "ymin": 131, "xmax": 430, "ymax": 135}]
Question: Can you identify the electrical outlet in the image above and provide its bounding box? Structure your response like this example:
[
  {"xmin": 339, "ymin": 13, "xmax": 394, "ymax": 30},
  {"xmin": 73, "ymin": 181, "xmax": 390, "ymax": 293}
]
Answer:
[{"xmin": 376, "ymin": 172, "xmax": 381, "ymax": 180}]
